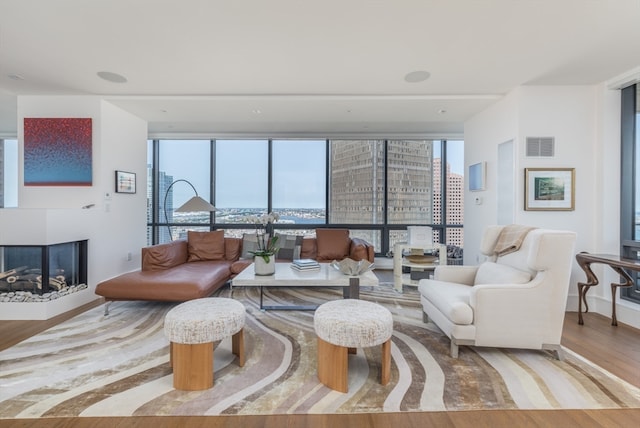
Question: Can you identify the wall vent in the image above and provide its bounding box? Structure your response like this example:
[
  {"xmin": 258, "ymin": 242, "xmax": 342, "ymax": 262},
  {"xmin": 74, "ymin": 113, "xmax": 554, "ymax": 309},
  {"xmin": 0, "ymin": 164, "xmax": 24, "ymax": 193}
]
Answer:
[{"xmin": 526, "ymin": 137, "xmax": 555, "ymax": 157}]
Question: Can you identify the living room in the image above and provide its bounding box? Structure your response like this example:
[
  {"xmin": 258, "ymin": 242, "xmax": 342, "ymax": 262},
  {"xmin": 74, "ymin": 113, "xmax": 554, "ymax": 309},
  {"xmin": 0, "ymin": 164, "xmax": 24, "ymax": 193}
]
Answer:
[{"xmin": 1, "ymin": 1, "xmax": 639, "ymax": 426}]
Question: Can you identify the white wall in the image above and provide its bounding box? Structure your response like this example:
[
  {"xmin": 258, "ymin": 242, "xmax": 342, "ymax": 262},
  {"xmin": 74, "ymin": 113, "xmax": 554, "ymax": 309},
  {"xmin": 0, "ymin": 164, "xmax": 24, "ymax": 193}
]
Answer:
[
  {"xmin": 464, "ymin": 82, "xmax": 640, "ymax": 329},
  {"xmin": 2, "ymin": 96, "xmax": 148, "ymax": 318}
]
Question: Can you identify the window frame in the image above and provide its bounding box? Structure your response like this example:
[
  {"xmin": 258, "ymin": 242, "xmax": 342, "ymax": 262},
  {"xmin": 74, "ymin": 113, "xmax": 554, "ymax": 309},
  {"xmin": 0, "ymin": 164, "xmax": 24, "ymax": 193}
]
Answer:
[
  {"xmin": 148, "ymin": 138, "xmax": 464, "ymax": 256},
  {"xmin": 620, "ymin": 84, "xmax": 640, "ymax": 303}
]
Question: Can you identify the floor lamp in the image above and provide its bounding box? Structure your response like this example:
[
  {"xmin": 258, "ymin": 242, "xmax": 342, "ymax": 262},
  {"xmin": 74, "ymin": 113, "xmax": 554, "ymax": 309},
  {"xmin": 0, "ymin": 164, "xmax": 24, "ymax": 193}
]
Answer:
[{"xmin": 163, "ymin": 179, "xmax": 216, "ymax": 241}]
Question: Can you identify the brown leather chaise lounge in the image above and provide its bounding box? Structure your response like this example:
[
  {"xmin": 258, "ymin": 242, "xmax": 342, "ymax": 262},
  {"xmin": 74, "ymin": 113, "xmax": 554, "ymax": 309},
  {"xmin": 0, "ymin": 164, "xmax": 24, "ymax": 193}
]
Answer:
[{"xmin": 95, "ymin": 228, "xmax": 374, "ymax": 315}]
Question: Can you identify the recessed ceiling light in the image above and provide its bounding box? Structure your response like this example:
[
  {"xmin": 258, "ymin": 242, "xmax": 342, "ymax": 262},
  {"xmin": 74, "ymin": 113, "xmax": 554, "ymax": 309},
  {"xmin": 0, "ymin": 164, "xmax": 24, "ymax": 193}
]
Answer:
[
  {"xmin": 438, "ymin": 109, "xmax": 447, "ymax": 114},
  {"xmin": 252, "ymin": 109, "xmax": 262, "ymax": 114},
  {"xmin": 404, "ymin": 70, "xmax": 431, "ymax": 83},
  {"xmin": 97, "ymin": 71, "xmax": 128, "ymax": 83},
  {"xmin": 8, "ymin": 74, "xmax": 24, "ymax": 80}
]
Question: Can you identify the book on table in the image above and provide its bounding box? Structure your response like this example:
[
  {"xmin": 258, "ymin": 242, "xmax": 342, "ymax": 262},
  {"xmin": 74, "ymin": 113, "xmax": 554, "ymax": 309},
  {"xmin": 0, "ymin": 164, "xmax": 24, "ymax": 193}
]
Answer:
[
  {"xmin": 292, "ymin": 259, "xmax": 320, "ymax": 266},
  {"xmin": 291, "ymin": 264, "xmax": 321, "ymax": 271},
  {"xmin": 291, "ymin": 259, "xmax": 320, "ymax": 270}
]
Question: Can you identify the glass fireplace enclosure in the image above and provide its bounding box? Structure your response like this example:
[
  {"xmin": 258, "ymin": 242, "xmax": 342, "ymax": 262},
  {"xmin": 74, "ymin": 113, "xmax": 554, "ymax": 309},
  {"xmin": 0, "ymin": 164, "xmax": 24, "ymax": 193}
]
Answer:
[{"xmin": 0, "ymin": 240, "xmax": 88, "ymax": 294}]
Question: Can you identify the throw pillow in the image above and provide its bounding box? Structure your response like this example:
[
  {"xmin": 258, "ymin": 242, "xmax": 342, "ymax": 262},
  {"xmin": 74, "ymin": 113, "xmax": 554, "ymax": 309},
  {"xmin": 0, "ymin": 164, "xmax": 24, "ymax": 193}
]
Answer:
[
  {"xmin": 474, "ymin": 261, "xmax": 531, "ymax": 285},
  {"xmin": 187, "ymin": 230, "xmax": 225, "ymax": 261},
  {"xmin": 276, "ymin": 234, "xmax": 303, "ymax": 261},
  {"xmin": 316, "ymin": 229, "xmax": 350, "ymax": 260},
  {"xmin": 241, "ymin": 233, "xmax": 267, "ymax": 259}
]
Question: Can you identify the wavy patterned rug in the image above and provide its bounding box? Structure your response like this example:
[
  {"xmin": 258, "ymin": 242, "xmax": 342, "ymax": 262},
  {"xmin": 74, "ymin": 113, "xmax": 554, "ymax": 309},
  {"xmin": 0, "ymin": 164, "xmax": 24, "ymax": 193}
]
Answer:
[{"xmin": 1, "ymin": 284, "xmax": 639, "ymax": 418}]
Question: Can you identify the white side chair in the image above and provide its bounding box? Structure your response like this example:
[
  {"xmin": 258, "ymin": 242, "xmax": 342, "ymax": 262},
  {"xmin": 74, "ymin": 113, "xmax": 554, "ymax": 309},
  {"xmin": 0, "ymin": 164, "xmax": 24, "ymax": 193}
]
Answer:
[{"xmin": 418, "ymin": 225, "xmax": 577, "ymax": 359}]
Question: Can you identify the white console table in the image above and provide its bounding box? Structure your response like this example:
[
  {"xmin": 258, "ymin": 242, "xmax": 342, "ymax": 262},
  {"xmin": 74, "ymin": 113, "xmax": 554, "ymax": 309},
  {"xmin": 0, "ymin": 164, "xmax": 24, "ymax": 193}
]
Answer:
[{"xmin": 393, "ymin": 242, "xmax": 447, "ymax": 292}]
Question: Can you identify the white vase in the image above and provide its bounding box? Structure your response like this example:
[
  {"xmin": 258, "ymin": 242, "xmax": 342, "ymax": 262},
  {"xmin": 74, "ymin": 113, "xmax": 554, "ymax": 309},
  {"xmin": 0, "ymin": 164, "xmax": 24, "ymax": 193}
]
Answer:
[{"xmin": 254, "ymin": 255, "xmax": 275, "ymax": 275}]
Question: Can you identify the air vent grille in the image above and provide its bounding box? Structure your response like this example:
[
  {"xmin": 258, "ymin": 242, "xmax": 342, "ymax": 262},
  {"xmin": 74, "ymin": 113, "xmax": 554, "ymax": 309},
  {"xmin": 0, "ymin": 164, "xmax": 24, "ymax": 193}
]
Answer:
[{"xmin": 526, "ymin": 137, "xmax": 555, "ymax": 157}]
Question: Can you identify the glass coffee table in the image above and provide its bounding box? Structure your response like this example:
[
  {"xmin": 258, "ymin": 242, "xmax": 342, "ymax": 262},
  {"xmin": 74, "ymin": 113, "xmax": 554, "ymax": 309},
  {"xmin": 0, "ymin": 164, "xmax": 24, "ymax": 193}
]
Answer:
[{"xmin": 231, "ymin": 262, "xmax": 379, "ymax": 310}]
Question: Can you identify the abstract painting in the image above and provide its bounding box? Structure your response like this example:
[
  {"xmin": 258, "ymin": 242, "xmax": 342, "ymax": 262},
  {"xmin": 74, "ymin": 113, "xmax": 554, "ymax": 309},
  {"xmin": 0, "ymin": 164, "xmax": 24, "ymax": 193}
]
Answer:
[{"xmin": 24, "ymin": 118, "xmax": 93, "ymax": 186}]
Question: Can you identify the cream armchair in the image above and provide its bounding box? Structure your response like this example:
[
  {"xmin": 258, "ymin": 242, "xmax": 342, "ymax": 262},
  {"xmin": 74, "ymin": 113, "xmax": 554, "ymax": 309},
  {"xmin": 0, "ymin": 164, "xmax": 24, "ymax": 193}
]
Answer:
[{"xmin": 418, "ymin": 225, "xmax": 576, "ymax": 359}]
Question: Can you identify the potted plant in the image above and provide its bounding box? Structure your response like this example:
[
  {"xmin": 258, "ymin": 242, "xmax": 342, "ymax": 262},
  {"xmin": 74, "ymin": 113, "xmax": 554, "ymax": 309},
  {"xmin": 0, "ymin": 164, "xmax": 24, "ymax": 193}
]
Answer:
[{"xmin": 246, "ymin": 212, "xmax": 280, "ymax": 275}]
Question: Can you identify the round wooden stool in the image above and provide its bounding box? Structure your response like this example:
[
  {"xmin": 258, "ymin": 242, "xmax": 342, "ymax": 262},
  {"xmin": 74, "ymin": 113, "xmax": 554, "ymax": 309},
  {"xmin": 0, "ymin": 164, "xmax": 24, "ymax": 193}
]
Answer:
[
  {"xmin": 164, "ymin": 297, "xmax": 245, "ymax": 390},
  {"xmin": 313, "ymin": 299, "xmax": 393, "ymax": 393}
]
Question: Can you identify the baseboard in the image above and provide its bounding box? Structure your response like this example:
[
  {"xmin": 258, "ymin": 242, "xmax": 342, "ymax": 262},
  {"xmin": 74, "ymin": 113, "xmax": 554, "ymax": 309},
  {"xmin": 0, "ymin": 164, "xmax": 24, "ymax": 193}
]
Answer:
[{"xmin": 566, "ymin": 294, "xmax": 640, "ymax": 329}]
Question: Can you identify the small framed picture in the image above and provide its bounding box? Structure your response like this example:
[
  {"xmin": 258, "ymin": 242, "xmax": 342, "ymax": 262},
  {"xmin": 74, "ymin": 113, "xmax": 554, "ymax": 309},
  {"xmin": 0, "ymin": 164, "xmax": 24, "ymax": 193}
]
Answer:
[
  {"xmin": 468, "ymin": 162, "xmax": 486, "ymax": 191},
  {"xmin": 115, "ymin": 170, "xmax": 136, "ymax": 194},
  {"xmin": 524, "ymin": 168, "xmax": 575, "ymax": 211}
]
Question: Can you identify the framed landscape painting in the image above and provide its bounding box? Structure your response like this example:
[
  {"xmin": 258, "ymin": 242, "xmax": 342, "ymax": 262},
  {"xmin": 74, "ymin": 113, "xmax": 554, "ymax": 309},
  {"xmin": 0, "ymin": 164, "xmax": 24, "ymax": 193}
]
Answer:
[{"xmin": 524, "ymin": 168, "xmax": 575, "ymax": 211}]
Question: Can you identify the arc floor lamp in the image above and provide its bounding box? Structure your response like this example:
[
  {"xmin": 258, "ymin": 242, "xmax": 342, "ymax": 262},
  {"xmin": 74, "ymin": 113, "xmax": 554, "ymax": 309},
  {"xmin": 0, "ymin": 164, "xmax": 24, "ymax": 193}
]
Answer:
[{"xmin": 163, "ymin": 179, "xmax": 216, "ymax": 241}]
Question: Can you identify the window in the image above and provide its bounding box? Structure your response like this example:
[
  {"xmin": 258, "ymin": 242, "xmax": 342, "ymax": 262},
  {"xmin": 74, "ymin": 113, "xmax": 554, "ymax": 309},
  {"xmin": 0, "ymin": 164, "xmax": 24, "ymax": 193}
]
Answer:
[
  {"xmin": 148, "ymin": 138, "xmax": 464, "ymax": 256},
  {"xmin": 0, "ymin": 139, "xmax": 18, "ymax": 208},
  {"xmin": 272, "ymin": 139, "xmax": 326, "ymax": 229},
  {"xmin": 157, "ymin": 140, "xmax": 211, "ymax": 242},
  {"xmin": 215, "ymin": 140, "xmax": 268, "ymax": 228},
  {"xmin": 621, "ymin": 84, "xmax": 640, "ymax": 303}
]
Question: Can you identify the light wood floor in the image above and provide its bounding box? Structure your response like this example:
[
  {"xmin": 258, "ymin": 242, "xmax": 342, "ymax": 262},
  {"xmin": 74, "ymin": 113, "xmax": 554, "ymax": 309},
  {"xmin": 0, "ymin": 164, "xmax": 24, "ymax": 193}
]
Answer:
[{"xmin": 1, "ymin": 293, "xmax": 639, "ymax": 427}]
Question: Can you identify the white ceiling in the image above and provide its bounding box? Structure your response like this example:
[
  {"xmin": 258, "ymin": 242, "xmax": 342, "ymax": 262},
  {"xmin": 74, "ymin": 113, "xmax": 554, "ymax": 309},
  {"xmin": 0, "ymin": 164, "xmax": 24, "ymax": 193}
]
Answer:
[{"xmin": 1, "ymin": 0, "xmax": 639, "ymax": 138}]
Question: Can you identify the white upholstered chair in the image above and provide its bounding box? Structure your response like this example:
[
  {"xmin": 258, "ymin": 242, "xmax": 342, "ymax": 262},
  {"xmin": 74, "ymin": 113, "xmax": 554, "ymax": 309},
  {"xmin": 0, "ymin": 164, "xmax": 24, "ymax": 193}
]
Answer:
[{"xmin": 418, "ymin": 225, "xmax": 576, "ymax": 359}]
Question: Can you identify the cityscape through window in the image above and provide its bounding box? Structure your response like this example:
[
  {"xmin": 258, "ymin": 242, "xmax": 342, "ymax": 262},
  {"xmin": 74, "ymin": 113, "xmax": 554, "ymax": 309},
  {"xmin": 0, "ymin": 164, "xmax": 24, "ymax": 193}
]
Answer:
[{"xmin": 148, "ymin": 139, "xmax": 464, "ymax": 257}]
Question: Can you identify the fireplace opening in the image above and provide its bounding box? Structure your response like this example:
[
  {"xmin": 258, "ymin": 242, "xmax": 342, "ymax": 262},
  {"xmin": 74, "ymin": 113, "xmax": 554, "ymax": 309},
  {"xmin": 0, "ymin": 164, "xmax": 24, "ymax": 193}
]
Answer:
[{"xmin": 0, "ymin": 240, "xmax": 88, "ymax": 295}]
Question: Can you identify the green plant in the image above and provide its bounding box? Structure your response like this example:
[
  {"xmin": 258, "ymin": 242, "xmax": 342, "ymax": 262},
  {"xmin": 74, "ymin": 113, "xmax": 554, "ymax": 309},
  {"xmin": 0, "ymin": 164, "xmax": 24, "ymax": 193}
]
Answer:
[{"xmin": 246, "ymin": 212, "xmax": 280, "ymax": 262}]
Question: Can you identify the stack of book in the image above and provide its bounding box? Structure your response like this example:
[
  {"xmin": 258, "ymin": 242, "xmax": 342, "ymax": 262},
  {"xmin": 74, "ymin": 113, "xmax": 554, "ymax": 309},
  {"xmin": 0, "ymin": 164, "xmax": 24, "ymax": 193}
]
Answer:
[{"xmin": 290, "ymin": 259, "xmax": 321, "ymax": 271}]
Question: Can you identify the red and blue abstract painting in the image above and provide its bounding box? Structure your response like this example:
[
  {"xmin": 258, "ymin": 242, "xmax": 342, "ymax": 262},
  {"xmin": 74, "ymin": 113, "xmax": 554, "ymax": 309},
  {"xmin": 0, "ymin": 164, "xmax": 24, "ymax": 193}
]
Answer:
[{"xmin": 24, "ymin": 118, "xmax": 93, "ymax": 186}]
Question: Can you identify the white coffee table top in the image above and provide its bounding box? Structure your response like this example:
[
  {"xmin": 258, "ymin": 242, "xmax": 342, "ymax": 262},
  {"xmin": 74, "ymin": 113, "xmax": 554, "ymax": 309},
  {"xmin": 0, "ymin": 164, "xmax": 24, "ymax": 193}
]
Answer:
[{"xmin": 231, "ymin": 262, "xmax": 379, "ymax": 287}]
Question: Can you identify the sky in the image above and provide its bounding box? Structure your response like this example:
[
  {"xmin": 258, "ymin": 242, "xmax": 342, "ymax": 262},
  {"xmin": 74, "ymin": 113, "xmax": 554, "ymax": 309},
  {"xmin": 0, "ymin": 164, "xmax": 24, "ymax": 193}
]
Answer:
[{"xmin": 156, "ymin": 139, "xmax": 465, "ymax": 210}]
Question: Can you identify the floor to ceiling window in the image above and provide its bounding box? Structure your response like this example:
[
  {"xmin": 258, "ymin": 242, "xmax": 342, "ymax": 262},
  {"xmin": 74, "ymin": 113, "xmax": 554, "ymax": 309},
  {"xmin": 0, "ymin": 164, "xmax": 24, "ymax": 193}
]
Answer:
[
  {"xmin": 148, "ymin": 138, "xmax": 464, "ymax": 257},
  {"xmin": 154, "ymin": 140, "xmax": 212, "ymax": 242},
  {"xmin": 621, "ymin": 84, "xmax": 640, "ymax": 303},
  {"xmin": 0, "ymin": 139, "xmax": 18, "ymax": 208}
]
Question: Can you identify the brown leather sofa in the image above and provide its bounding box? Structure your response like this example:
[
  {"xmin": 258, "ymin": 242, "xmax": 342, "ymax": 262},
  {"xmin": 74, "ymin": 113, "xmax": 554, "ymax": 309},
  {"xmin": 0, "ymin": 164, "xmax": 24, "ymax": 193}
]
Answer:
[{"xmin": 95, "ymin": 229, "xmax": 374, "ymax": 314}]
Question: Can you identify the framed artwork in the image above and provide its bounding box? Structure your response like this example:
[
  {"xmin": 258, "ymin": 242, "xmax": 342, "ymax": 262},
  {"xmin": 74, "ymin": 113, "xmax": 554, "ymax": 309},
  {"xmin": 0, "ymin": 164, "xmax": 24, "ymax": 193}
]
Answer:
[
  {"xmin": 115, "ymin": 170, "xmax": 136, "ymax": 194},
  {"xmin": 23, "ymin": 118, "xmax": 93, "ymax": 186},
  {"xmin": 468, "ymin": 162, "xmax": 486, "ymax": 191},
  {"xmin": 524, "ymin": 168, "xmax": 575, "ymax": 211}
]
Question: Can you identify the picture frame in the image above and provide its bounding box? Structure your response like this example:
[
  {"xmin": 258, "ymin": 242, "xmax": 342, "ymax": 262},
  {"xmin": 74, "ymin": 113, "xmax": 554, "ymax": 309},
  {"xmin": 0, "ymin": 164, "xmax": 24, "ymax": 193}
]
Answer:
[
  {"xmin": 468, "ymin": 162, "xmax": 486, "ymax": 191},
  {"xmin": 115, "ymin": 170, "xmax": 136, "ymax": 194},
  {"xmin": 524, "ymin": 168, "xmax": 575, "ymax": 211}
]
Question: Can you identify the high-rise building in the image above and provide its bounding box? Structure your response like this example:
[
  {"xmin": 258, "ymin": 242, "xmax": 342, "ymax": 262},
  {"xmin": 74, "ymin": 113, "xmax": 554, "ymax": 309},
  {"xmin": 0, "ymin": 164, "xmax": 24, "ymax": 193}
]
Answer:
[
  {"xmin": 433, "ymin": 158, "xmax": 464, "ymax": 247},
  {"xmin": 150, "ymin": 169, "xmax": 174, "ymax": 243},
  {"xmin": 329, "ymin": 140, "xmax": 433, "ymax": 224}
]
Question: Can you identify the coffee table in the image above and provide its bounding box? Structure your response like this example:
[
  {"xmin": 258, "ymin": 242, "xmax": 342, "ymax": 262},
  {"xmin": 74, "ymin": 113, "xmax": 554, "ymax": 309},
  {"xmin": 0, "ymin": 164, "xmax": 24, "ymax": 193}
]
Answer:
[{"xmin": 231, "ymin": 262, "xmax": 379, "ymax": 310}]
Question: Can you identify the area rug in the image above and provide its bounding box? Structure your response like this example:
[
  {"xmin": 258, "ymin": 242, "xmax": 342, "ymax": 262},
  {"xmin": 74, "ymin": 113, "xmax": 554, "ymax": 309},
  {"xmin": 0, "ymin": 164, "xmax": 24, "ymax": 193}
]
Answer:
[{"xmin": 1, "ymin": 284, "xmax": 639, "ymax": 418}]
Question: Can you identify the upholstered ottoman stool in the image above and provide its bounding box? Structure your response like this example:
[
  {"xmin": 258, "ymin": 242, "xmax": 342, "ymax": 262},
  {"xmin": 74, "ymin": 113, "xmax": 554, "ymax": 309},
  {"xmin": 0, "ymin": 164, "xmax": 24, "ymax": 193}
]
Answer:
[
  {"xmin": 164, "ymin": 297, "xmax": 246, "ymax": 390},
  {"xmin": 313, "ymin": 299, "xmax": 393, "ymax": 393}
]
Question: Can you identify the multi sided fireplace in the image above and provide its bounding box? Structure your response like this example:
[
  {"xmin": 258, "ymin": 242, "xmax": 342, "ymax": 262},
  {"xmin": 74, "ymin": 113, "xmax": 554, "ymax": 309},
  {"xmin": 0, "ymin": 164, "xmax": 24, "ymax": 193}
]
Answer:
[{"xmin": 0, "ymin": 240, "xmax": 88, "ymax": 295}]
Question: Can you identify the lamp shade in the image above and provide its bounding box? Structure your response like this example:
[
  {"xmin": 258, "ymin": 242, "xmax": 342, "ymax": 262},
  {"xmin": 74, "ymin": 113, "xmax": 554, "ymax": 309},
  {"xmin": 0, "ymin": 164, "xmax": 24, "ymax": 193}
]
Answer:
[{"xmin": 175, "ymin": 196, "xmax": 216, "ymax": 213}]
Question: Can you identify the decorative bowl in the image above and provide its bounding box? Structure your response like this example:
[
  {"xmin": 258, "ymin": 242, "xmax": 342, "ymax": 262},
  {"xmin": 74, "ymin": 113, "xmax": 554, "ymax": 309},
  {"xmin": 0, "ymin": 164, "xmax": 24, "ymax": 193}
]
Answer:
[
  {"xmin": 330, "ymin": 258, "xmax": 375, "ymax": 276},
  {"xmin": 404, "ymin": 255, "xmax": 438, "ymax": 264}
]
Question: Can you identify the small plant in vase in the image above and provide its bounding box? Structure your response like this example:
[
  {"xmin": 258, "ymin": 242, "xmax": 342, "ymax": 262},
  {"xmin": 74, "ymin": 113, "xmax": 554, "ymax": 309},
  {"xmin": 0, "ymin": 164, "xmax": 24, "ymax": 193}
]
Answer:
[{"xmin": 246, "ymin": 212, "xmax": 280, "ymax": 274}]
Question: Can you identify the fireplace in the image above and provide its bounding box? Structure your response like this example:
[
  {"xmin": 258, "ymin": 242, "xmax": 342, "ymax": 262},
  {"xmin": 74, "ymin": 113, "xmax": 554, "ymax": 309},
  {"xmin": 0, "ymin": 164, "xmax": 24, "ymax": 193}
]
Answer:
[{"xmin": 0, "ymin": 240, "xmax": 88, "ymax": 295}]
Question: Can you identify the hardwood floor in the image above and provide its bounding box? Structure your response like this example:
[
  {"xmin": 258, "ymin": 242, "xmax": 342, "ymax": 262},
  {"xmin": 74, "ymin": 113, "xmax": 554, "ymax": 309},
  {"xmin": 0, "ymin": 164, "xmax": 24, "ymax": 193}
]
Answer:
[{"xmin": 1, "ymin": 293, "xmax": 639, "ymax": 428}]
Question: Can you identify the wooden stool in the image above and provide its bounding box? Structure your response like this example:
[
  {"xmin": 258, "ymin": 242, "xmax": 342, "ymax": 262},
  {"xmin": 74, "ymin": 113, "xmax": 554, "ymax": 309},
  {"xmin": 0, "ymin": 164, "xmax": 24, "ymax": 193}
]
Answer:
[
  {"xmin": 164, "ymin": 297, "xmax": 245, "ymax": 390},
  {"xmin": 313, "ymin": 299, "xmax": 393, "ymax": 393}
]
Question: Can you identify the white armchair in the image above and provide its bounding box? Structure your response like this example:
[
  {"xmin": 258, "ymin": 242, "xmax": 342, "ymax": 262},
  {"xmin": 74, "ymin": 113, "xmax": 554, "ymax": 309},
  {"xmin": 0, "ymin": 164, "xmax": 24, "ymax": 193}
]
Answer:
[{"xmin": 418, "ymin": 225, "xmax": 576, "ymax": 359}]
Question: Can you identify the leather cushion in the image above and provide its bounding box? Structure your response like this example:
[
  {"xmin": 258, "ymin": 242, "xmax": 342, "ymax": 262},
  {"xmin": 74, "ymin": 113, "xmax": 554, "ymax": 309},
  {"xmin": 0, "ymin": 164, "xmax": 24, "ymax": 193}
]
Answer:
[
  {"xmin": 142, "ymin": 240, "xmax": 188, "ymax": 271},
  {"xmin": 96, "ymin": 261, "xmax": 233, "ymax": 301},
  {"xmin": 474, "ymin": 261, "xmax": 531, "ymax": 285},
  {"xmin": 188, "ymin": 230, "xmax": 225, "ymax": 261},
  {"xmin": 316, "ymin": 229, "xmax": 350, "ymax": 260}
]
